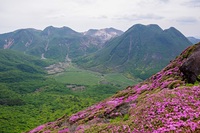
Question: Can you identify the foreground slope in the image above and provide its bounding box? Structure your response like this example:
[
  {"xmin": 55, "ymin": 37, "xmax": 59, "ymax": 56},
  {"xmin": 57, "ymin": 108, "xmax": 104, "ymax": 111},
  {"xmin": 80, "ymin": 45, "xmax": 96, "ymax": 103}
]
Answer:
[
  {"xmin": 29, "ymin": 42, "xmax": 200, "ymax": 132},
  {"xmin": 78, "ymin": 24, "xmax": 192, "ymax": 79}
]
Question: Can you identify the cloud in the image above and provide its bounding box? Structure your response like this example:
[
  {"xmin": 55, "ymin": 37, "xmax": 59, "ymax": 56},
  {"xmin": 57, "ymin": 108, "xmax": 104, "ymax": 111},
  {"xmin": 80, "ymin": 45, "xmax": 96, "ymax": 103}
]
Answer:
[
  {"xmin": 45, "ymin": 13, "xmax": 66, "ymax": 19},
  {"xmin": 115, "ymin": 14, "xmax": 164, "ymax": 21},
  {"xmin": 72, "ymin": 0, "xmax": 95, "ymax": 4},
  {"xmin": 137, "ymin": 0, "xmax": 170, "ymax": 7},
  {"xmin": 158, "ymin": 0, "xmax": 170, "ymax": 3},
  {"xmin": 182, "ymin": 0, "xmax": 200, "ymax": 7},
  {"xmin": 92, "ymin": 15, "xmax": 108, "ymax": 19},
  {"xmin": 176, "ymin": 17, "xmax": 198, "ymax": 24}
]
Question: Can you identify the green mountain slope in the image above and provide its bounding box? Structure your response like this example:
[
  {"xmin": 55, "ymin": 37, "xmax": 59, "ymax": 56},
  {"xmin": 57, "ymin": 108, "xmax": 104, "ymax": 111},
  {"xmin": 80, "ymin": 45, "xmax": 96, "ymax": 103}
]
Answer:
[
  {"xmin": 0, "ymin": 49, "xmax": 50, "ymax": 94},
  {"xmin": 29, "ymin": 42, "xmax": 200, "ymax": 133},
  {"xmin": 77, "ymin": 24, "xmax": 192, "ymax": 79}
]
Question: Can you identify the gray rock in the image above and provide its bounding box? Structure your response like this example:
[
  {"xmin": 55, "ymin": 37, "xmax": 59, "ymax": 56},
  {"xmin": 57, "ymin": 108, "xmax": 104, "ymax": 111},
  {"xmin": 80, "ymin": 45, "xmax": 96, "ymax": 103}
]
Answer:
[{"xmin": 180, "ymin": 43, "xmax": 200, "ymax": 83}]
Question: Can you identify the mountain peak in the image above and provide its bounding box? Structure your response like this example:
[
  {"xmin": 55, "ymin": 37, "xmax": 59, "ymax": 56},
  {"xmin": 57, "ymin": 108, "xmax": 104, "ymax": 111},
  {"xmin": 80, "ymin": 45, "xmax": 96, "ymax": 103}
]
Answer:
[
  {"xmin": 83, "ymin": 28, "xmax": 123, "ymax": 43},
  {"xmin": 164, "ymin": 27, "xmax": 192, "ymax": 45},
  {"xmin": 127, "ymin": 24, "xmax": 163, "ymax": 33},
  {"xmin": 42, "ymin": 26, "xmax": 80, "ymax": 37},
  {"xmin": 164, "ymin": 26, "xmax": 181, "ymax": 33},
  {"xmin": 147, "ymin": 24, "xmax": 163, "ymax": 32},
  {"xmin": 43, "ymin": 26, "xmax": 76, "ymax": 32}
]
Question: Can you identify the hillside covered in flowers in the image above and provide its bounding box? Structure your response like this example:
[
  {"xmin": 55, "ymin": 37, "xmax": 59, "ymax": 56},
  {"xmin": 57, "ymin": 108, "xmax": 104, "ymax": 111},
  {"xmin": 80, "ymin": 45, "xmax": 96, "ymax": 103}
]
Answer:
[{"xmin": 29, "ymin": 42, "xmax": 200, "ymax": 132}]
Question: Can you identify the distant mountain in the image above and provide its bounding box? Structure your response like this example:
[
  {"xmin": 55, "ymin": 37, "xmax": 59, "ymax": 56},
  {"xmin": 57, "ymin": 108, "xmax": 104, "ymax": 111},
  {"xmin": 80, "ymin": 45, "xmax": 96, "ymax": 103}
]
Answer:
[
  {"xmin": 0, "ymin": 26, "xmax": 122, "ymax": 61},
  {"xmin": 0, "ymin": 28, "xmax": 42, "ymax": 51},
  {"xmin": 83, "ymin": 28, "xmax": 123, "ymax": 45},
  {"xmin": 29, "ymin": 43, "xmax": 200, "ymax": 133},
  {"xmin": 77, "ymin": 24, "xmax": 192, "ymax": 79},
  {"xmin": 187, "ymin": 36, "xmax": 200, "ymax": 44}
]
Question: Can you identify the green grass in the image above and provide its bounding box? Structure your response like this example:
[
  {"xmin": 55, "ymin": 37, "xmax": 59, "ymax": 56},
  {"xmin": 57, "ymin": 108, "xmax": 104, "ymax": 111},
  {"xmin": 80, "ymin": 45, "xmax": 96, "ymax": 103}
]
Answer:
[
  {"xmin": 104, "ymin": 73, "xmax": 139, "ymax": 88},
  {"xmin": 53, "ymin": 65, "xmax": 139, "ymax": 88},
  {"xmin": 54, "ymin": 65, "xmax": 102, "ymax": 85}
]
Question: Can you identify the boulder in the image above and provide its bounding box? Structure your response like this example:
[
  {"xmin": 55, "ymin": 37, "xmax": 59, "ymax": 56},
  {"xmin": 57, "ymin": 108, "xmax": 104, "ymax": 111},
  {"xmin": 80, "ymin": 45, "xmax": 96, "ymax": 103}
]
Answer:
[{"xmin": 180, "ymin": 43, "xmax": 200, "ymax": 83}]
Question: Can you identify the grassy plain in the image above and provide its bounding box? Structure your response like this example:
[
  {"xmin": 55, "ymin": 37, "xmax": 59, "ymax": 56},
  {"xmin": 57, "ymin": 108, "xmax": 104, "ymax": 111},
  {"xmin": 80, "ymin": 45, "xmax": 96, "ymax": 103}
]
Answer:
[{"xmin": 53, "ymin": 64, "xmax": 140, "ymax": 88}]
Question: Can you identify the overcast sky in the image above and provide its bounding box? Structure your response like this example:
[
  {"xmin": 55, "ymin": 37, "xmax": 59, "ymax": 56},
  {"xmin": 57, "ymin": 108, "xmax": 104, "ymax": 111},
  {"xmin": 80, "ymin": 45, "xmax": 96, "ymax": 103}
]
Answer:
[{"xmin": 0, "ymin": 0, "xmax": 199, "ymax": 37}]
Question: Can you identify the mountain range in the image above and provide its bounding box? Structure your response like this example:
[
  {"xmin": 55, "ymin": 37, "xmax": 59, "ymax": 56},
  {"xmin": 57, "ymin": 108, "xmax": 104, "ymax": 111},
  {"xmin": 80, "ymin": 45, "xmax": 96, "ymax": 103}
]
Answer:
[
  {"xmin": 77, "ymin": 24, "xmax": 192, "ymax": 79},
  {"xmin": 28, "ymin": 42, "xmax": 200, "ymax": 133},
  {"xmin": 0, "ymin": 24, "xmax": 192, "ymax": 80},
  {"xmin": 0, "ymin": 26, "xmax": 123, "ymax": 61}
]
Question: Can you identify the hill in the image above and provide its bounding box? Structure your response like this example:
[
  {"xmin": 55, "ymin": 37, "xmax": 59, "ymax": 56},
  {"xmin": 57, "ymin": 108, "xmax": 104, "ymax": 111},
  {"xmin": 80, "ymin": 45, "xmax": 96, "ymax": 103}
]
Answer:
[
  {"xmin": 0, "ymin": 49, "xmax": 51, "ymax": 107},
  {"xmin": 77, "ymin": 24, "xmax": 192, "ymax": 79},
  {"xmin": 0, "ymin": 49, "xmax": 49, "ymax": 86},
  {"xmin": 29, "ymin": 42, "xmax": 200, "ymax": 133},
  {"xmin": 0, "ymin": 26, "xmax": 122, "ymax": 62},
  {"xmin": 187, "ymin": 36, "xmax": 200, "ymax": 44}
]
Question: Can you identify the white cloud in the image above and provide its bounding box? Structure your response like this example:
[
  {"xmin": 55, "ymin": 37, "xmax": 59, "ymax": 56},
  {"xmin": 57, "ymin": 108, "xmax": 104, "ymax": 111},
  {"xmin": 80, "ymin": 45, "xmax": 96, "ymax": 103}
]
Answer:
[
  {"xmin": 182, "ymin": 0, "xmax": 200, "ymax": 7},
  {"xmin": 176, "ymin": 17, "xmax": 198, "ymax": 24},
  {"xmin": 115, "ymin": 14, "xmax": 164, "ymax": 21}
]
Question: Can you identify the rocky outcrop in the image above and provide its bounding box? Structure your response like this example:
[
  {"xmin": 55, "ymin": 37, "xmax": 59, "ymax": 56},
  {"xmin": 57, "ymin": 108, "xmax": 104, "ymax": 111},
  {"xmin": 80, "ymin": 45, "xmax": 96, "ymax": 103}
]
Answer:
[
  {"xmin": 83, "ymin": 28, "xmax": 123, "ymax": 44},
  {"xmin": 4, "ymin": 38, "xmax": 14, "ymax": 49},
  {"xmin": 45, "ymin": 62, "xmax": 69, "ymax": 75},
  {"xmin": 180, "ymin": 42, "xmax": 200, "ymax": 83}
]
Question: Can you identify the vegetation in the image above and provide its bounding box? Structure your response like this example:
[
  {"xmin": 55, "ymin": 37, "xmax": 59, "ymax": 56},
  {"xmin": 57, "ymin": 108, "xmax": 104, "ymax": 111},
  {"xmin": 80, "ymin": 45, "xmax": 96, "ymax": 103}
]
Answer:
[
  {"xmin": 0, "ymin": 79, "xmax": 122, "ymax": 133},
  {"xmin": 53, "ymin": 65, "xmax": 140, "ymax": 88},
  {"xmin": 0, "ymin": 49, "xmax": 139, "ymax": 132}
]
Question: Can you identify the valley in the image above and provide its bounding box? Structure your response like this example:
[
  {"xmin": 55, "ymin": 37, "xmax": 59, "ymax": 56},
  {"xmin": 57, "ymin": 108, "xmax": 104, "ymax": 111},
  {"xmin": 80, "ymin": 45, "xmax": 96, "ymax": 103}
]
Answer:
[
  {"xmin": 0, "ymin": 24, "xmax": 198, "ymax": 132},
  {"xmin": 52, "ymin": 64, "xmax": 141, "ymax": 87}
]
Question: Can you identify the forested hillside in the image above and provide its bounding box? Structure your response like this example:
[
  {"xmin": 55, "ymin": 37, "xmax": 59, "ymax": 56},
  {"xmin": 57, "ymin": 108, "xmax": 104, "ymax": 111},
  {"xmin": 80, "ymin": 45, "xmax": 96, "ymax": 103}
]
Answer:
[{"xmin": 0, "ymin": 49, "xmax": 124, "ymax": 132}]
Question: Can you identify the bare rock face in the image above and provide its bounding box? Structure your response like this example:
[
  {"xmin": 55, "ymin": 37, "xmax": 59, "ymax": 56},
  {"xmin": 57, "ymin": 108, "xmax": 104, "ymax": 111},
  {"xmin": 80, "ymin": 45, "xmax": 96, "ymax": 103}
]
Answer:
[{"xmin": 180, "ymin": 43, "xmax": 200, "ymax": 83}]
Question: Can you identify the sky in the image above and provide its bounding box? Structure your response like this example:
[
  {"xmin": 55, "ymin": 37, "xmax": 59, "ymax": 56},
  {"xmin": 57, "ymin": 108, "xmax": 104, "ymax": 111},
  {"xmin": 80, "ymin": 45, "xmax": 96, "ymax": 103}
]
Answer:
[{"xmin": 0, "ymin": 0, "xmax": 199, "ymax": 37}]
